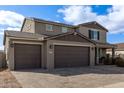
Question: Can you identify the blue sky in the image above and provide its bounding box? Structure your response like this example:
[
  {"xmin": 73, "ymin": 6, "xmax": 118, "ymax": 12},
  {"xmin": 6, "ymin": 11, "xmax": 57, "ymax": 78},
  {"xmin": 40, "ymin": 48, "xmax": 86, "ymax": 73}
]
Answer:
[{"xmin": 0, "ymin": 5, "xmax": 124, "ymax": 49}]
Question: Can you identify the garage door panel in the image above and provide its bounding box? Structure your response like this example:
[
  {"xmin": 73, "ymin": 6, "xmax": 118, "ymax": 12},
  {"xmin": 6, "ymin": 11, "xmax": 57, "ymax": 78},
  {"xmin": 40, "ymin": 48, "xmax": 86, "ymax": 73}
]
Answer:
[
  {"xmin": 14, "ymin": 44, "xmax": 41, "ymax": 70},
  {"xmin": 54, "ymin": 45, "xmax": 89, "ymax": 68}
]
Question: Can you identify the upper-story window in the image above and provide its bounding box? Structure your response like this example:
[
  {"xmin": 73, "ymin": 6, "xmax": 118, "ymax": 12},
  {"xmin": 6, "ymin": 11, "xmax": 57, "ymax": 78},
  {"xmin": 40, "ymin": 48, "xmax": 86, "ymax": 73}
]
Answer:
[
  {"xmin": 46, "ymin": 24, "xmax": 53, "ymax": 31},
  {"xmin": 62, "ymin": 27, "xmax": 68, "ymax": 33},
  {"xmin": 89, "ymin": 30, "xmax": 99, "ymax": 40}
]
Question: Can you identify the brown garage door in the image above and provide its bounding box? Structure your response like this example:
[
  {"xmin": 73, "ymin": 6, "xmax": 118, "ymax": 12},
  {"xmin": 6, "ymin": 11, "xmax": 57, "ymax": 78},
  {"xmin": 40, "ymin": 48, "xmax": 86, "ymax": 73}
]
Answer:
[
  {"xmin": 14, "ymin": 44, "xmax": 41, "ymax": 70},
  {"xmin": 54, "ymin": 45, "xmax": 89, "ymax": 68}
]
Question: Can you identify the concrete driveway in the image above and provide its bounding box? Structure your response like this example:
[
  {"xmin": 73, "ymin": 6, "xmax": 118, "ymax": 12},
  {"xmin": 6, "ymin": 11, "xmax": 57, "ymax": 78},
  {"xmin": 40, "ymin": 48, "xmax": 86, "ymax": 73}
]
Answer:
[{"xmin": 11, "ymin": 65, "xmax": 124, "ymax": 88}]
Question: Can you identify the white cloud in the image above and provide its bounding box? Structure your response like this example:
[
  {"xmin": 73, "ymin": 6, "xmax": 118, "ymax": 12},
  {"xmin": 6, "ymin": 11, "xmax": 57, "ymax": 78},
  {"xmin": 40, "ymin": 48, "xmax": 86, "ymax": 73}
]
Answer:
[
  {"xmin": 0, "ymin": 32, "xmax": 4, "ymax": 35},
  {"xmin": 6, "ymin": 27, "xmax": 21, "ymax": 31},
  {"xmin": 0, "ymin": 10, "xmax": 25, "ymax": 50},
  {"xmin": 0, "ymin": 27, "xmax": 21, "ymax": 35},
  {"xmin": 58, "ymin": 6, "xmax": 96, "ymax": 25},
  {"xmin": 0, "ymin": 10, "xmax": 24, "ymax": 35},
  {"xmin": 54, "ymin": 20, "xmax": 60, "ymax": 23},
  {"xmin": 0, "ymin": 10, "xmax": 24, "ymax": 28},
  {"xmin": 58, "ymin": 5, "xmax": 124, "ymax": 34},
  {"xmin": 0, "ymin": 46, "xmax": 4, "ymax": 50},
  {"xmin": 0, "ymin": 29, "xmax": 4, "ymax": 35}
]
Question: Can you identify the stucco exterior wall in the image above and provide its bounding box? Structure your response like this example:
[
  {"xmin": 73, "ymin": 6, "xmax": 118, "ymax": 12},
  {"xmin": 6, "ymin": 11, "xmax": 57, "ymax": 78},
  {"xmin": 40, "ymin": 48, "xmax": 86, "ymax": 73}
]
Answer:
[
  {"xmin": 90, "ymin": 47, "xmax": 95, "ymax": 66},
  {"xmin": 79, "ymin": 26, "xmax": 107, "ymax": 43},
  {"xmin": 6, "ymin": 38, "xmax": 44, "ymax": 70},
  {"xmin": 35, "ymin": 21, "xmax": 74, "ymax": 36},
  {"xmin": 8, "ymin": 46, "xmax": 14, "ymax": 70},
  {"xmin": 5, "ymin": 37, "xmax": 9, "ymax": 62},
  {"xmin": 21, "ymin": 19, "xmax": 35, "ymax": 33},
  {"xmin": 5, "ymin": 37, "xmax": 96, "ymax": 70},
  {"xmin": 42, "ymin": 41, "xmax": 47, "ymax": 69},
  {"xmin": 5, "ymin": 37, "xmax": 14, "ymax": 70},
  {"xmin": 46, "ymin": 40, "xmax": 95, "ymax": 70}
]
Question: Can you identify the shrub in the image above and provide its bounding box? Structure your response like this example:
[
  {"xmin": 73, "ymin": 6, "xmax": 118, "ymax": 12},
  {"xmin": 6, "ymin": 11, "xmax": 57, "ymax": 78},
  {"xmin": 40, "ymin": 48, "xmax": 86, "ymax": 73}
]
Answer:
[
  {"xmin": 103, "ymin": 54, "xmax": 114, "ymax": 65},
  {"xmin": 115, "ymin": 57, "xmax": 124, "ymax": 67},
  {"xmin": 104, "ymin": 57, "xmax": 113, "ymax": 65}
]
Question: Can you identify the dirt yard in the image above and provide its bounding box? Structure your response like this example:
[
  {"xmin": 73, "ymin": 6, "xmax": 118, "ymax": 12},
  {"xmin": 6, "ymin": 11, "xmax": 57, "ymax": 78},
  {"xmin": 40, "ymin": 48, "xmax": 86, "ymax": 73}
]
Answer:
[{"xmin": 0, "ymin": 68, "xmax": 21, "ymax": 88}]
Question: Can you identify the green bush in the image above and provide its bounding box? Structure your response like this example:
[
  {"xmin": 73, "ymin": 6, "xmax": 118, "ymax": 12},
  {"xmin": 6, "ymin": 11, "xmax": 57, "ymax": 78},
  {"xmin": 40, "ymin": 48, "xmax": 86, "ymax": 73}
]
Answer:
[{"xmin": 115, "ymin": 57, "xmax": 124, "ymax": 67}]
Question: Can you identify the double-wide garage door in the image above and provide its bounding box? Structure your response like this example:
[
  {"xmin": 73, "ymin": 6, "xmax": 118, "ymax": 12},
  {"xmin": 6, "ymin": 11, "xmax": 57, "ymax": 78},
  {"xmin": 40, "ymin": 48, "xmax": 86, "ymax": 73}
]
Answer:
[
  {"xmin": 14, "ymin": 44, "xmax": 42, "ymax": 70},
  {"xmin": 54, "ymin": 45, "xmax": 89, "ymax": 68}
]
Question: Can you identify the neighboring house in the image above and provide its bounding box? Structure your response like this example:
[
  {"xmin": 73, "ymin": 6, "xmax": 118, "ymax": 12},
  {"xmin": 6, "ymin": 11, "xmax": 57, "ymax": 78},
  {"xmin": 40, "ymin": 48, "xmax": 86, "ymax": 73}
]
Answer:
[
  {"xmin": 3, "ymin": 17, "xmax": 115, "ymax": 70},
  {"xmin": 107, "ymin": 43, "xmax": 124, "ymax": 58}
]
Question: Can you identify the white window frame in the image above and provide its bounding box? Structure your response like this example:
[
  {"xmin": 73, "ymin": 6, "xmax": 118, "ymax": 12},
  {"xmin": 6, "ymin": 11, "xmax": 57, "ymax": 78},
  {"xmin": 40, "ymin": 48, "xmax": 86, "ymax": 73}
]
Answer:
[
  {"xmin": 62, "ymin": 27, "xmax": 68, "ymax": 33},
  {"xmin": 46, "ymin": 24, "xmax": 53, "ymax": 31}
]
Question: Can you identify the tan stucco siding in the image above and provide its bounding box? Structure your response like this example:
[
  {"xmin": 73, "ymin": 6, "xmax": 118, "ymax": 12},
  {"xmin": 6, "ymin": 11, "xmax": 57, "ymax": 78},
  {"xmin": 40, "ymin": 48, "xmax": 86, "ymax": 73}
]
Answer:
[
  {"xmin": 100, "ymin": 30, "xmax": 106, "ymax": 43},
  {"xmin": 5, "ymin": 38, "xmax": 96, "ymax": 70},
  {"xmin": 78, "ymin": 27, "xmax": 89, "ymax": 38},
  {"xmin": 35, "ymin": 21, "xmax": 74, "ymax": 35},
  {"xmin": 90, "ymin": 47, "xmax": 95, "ymax": 66},
  {"xmin": 46, "ymin": 40, "xmax": 95, "ymax": 70},
  {"xmin": 42, "ymin": 41, "xmax": 47, "ymax": 68},
  {"xmin": 5, "ymin": 38, "xmax": 44, "ymax": 70},
  {"xmin": 79, "ymin": 26, "xmax": 107, "ymax": 43},
  {"xmin": 21, "ymin": 19, "xmax": 35, "ymax": 33},
  {"xmin": 5, "ymin": 37, "xmax": 9, "ymax": 61},
  {"xmin": 4, "ymin": 37, "xmax": 14, "ymax": 70}
]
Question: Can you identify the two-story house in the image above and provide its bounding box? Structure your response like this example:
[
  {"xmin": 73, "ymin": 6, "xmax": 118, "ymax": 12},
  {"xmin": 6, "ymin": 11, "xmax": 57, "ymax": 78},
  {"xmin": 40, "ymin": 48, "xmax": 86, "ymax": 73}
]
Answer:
[{"xmin": 3, "ymin": 17, "xmax": 115, "ymax": 70}]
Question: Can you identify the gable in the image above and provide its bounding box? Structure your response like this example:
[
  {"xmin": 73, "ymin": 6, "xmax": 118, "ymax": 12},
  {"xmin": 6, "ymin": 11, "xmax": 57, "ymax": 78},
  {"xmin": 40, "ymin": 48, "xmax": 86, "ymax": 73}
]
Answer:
[
  {"xmin": 21, "ymin": 18, "xmax": 35, "ymax": 33},
  {"xmin": 80, "ymin": 22, "xmax": 108, "ymax": 31},
  {"xmin": 52, "ymin": 33, "xmax": 91, "ymax": 43}
]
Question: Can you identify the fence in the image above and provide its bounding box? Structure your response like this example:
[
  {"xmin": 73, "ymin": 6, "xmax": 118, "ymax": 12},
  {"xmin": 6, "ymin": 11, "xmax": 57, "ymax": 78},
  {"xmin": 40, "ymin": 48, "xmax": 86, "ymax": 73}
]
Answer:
[{"xmin": 0, "ymin": 51, "xmax": 6, "ymax": 68}]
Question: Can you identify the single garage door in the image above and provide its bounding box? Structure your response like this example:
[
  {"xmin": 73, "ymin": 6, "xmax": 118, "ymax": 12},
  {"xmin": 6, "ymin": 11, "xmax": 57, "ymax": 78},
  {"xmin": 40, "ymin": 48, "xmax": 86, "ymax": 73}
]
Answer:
[
  {"xmin": 14, "ymin": 44, "xmax": 41, "ymax": 70},
  {"xmin": 54, "ymin": 45, "xmax": 89, "ymax": 68}
]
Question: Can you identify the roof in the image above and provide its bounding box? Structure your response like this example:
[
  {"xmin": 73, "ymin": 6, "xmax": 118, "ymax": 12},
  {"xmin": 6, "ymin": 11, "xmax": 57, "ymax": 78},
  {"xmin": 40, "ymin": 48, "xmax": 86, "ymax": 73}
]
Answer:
[
  {"xmin": 3, "ymin": 30, "xmax": 47, "ymax": 45},
  {"xmin": 45, "ymin": 31, "xmax": 115, "ymax": 48},
  {"xmin": 21, "ymin": 17, "xmax": 108, "ymax": 32},
  {"xmin": 4, "ymin": 30, "xmax": 115, "ymax": 49},
  {"xmin": 44, "ymin": 30, "xmax": 96, "ymax": 44},
  {"xmin": 5, "ymin": 30, "xmax": 47, "ymax": 38},
  {"xmin": 78, "ymin": 21, "xmax": 108, "ymax": 32},
  {"xmin": 22, "ymin": 17, "xmax": 75, "ymax": 30},
  {"xmin": 114, "ymin": 43, "xmax": 124, "ymax": 51},
  {"xmin": 95, "ymin": 42, "xmax": 116, "ymax": 48}
]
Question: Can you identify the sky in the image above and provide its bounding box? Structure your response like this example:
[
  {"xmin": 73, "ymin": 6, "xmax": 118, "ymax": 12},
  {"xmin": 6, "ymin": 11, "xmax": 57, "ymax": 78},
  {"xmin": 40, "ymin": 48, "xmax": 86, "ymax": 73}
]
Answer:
[{"xmin": 0, "ymin": 5, "xmax": 124, "ymax": 50}]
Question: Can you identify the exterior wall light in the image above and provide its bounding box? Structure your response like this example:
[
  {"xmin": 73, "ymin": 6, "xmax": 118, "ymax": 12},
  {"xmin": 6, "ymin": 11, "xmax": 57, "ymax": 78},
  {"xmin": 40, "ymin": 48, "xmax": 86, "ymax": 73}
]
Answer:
[
  {"xmin": 10, "ymin": 43, "xmax": 14, "ymax": 48},
  {"xmin": 49, "ymin": 44, "xmax": 53, "ymax": 49},
  {"xmin": 91, "ymin": 47, "xmax": 94, "ymax": 50},
  {"xmin": 9, "ymin": 41, "xmax": 14, "ymax": 48}
]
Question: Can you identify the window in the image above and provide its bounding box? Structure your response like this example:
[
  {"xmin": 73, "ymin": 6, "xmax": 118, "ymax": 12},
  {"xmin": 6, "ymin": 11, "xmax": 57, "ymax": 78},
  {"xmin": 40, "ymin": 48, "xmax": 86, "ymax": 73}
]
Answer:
[
  {"xmin": 89, "ymin": 30, "xmax": 99, "ymax": 40},
  {"xmin": 46, "ymin": 24, "xmax": 53, "ymax": 31},
  {"xmin": 62, "ymin": 27, "xmax": 68, "ymax": 33}
]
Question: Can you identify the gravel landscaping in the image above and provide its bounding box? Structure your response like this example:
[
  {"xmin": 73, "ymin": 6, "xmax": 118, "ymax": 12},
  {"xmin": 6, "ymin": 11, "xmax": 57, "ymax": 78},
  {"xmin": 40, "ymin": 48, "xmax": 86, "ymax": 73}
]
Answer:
[
  {"xmin": 11, "ymin": 65, "xmax": 124, "ymax": 88},
  {"xmin": 0, "ymin": 69, "xmax": 21, "ymax": 88}
]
